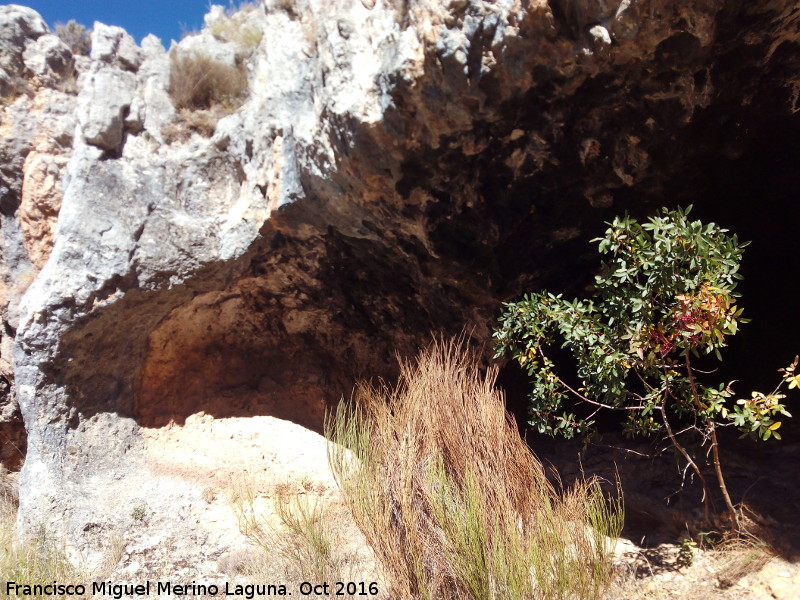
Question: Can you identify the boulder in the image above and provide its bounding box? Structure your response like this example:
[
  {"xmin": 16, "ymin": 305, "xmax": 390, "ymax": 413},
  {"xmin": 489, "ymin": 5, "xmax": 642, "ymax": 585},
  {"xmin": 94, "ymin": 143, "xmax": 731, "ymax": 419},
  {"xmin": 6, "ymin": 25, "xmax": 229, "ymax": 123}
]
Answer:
[
  {"xmin": 90, "ymin": 22, "xmax": 142, "ymax": 72},
  {"xmin": 137, "ymin": 34, "xmax": 175, "ymax": 136},
  {"xmin": 0, "ymin": 4, "xmax": 48, "ymax": 94},
  {"xmin": 172, "ymin": 30, "xmax": 239, "ymax": 67},
  {"xmin": 76, "ymin": 66, "xmax": 136, "ymax": 151},
  {"xmin": 0, "ymin": 4, "xmax": 48, "ymax": 66},
  {"xmin": 140, "ymin": 33, "xmax": 166, "ymax": 61},
  {"xmin": 23, "ymin": 34, "xmax": 74, "ymax": 83}
]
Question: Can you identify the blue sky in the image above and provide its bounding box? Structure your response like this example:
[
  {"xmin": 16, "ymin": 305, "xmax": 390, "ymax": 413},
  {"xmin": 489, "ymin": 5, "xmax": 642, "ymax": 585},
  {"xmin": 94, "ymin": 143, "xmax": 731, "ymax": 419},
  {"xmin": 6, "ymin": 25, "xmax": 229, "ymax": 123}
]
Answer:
[{"xmin": 16, "ymin": 0, "xmax": 217, "ymax": 46}]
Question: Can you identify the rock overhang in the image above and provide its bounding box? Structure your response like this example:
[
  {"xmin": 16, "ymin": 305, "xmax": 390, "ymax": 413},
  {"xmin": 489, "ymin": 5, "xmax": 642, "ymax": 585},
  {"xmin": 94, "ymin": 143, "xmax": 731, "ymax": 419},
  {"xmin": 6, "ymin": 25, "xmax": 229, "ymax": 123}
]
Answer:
[{"xmin": 0, "ymin": 0, "xmax": 798, "ymax": 551}]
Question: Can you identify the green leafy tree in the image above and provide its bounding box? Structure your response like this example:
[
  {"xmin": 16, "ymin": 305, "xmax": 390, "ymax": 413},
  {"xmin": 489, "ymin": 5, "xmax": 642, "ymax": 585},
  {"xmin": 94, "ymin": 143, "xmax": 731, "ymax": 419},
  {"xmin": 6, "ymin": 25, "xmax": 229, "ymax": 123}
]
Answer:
[{"xmin": 494, "ymin": 206, "xmax": 797, "ymax": 530}]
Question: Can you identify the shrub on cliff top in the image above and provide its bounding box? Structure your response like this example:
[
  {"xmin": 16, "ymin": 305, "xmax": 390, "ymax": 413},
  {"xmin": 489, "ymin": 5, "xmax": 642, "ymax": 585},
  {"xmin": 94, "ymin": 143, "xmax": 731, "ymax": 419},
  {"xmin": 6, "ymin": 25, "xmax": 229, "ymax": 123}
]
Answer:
[
  {"xmin": 168, "ymin": 52, "xmax": 247, "ymax": 112},
  {"xmin": 208, "ymin": 2, "xmax": 263, "ymax": 54},
  {"xmin": 55, "ymin": 20, "xmax": 91, "ymax": 56}
]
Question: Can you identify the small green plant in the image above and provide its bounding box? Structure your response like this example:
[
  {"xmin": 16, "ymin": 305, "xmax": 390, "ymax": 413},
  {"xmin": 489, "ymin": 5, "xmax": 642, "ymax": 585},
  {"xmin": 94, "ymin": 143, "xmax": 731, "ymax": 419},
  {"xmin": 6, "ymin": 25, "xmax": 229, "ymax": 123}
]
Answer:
[
  {"xmin": 130, "ymin": 506, "xmax": 146, "ymax": 521},
  {"xmin": 677, "ymin": 538, "xmax": 696, "ymax": 568},
  {"xmin": 494, "ymin": 206, "xmax": 797, "ymax": 531},
  {"xmin": 55, "ymin": 20, "xmax": 92, "ymax": 56},
  {"xmin": 696, "ymin": 530, "xmax": 719, "ymax": 550},
  {"xmin": 327, "ymin": 339, "xmax": 623, "ymax": 600}
]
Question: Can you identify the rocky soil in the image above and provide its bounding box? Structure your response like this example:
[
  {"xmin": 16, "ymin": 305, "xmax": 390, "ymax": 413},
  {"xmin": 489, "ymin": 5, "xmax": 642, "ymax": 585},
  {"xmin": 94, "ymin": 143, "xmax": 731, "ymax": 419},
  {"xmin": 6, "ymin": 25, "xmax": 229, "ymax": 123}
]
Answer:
[
  {"xmin": 32, "ymin": 412, "xmax": 800, "ymax": 599},
  {"xmin": 6, "ymin": 411, "xmax": 798, "ymax": 598},
  {"xmin": 609, "ymin": 544, "xmax": 800, "ymax": 600},
  {"xmin": 81, "ymin": 413, "xmax": 381, "ymax": 591}
]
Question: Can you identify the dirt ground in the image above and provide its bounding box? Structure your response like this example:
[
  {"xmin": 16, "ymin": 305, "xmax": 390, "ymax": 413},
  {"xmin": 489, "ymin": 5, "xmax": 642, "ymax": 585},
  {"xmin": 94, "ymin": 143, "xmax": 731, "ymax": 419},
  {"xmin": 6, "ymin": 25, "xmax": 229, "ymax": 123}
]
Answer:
[
  {"xmin": 139, "ymin": 413, "xmax": 800, "ymax": 599},
  {"xmin": 4, "ymin": 412, "xmax": 799, "ymax": 598}
]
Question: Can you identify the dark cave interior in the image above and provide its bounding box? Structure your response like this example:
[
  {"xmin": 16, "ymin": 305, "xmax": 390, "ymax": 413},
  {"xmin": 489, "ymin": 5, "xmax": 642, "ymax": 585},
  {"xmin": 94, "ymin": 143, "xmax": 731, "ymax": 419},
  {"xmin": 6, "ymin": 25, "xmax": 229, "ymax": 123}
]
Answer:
[
  {"xmin": 490, "ymin": 91, "xmax": 800, "ymax": 548},
  {"xmin": 443, "ymin": 4, "xmax": 800, "ymax": 547}
]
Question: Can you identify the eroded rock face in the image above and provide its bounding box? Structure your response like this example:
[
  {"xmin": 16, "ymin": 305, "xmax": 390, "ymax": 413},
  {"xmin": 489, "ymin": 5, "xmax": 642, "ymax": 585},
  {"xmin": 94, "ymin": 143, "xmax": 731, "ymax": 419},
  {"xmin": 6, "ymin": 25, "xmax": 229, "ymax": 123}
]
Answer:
[
  {"xmin": 1, "ymin": 0, "xmax": 799, "ymax": 562},
  {"xmin": 22, "ymin": 34, "xmax": 73, "ymax": 84},
  {"xmin": 0, "ymin": 4, "xmax": 47, "ymax": 95},
  {"xmin": 90, "ymin": 22, "xmax": 142, "ymax": 72},
  {"xmin": 19, "ymin": 151, "xmax": 67, "ymax": 268},
  {"xmin": 77, "ymin": 67, "xmax": 138, "ymax": 151},
  {"xmin": 1, "ymin": 6, "xmax": 79, "ymax": 466}
]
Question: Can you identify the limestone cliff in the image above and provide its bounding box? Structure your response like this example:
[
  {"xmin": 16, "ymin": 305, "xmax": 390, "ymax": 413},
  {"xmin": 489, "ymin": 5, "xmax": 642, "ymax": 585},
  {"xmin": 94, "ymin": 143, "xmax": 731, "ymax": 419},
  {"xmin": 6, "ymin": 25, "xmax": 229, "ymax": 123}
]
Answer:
[{"xmin": 1, "ymin": 0, "xmax": 799, "ymax": 558}]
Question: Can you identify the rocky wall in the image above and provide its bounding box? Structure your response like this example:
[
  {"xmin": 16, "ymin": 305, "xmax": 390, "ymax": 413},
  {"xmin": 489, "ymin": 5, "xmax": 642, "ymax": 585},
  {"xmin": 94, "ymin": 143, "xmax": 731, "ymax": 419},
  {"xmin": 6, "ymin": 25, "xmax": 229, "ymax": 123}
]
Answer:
[{"xmin": 0, "ymin": 0, "xmax": 798, "ymax": 551}]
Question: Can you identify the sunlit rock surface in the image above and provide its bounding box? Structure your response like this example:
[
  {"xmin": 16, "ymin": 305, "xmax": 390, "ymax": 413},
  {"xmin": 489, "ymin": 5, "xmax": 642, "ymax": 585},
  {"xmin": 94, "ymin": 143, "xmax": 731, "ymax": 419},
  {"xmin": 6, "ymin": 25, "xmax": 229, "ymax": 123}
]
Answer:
[{"xmin": 0, "ymin": 0, "xmax": 798, "ymax": 561}]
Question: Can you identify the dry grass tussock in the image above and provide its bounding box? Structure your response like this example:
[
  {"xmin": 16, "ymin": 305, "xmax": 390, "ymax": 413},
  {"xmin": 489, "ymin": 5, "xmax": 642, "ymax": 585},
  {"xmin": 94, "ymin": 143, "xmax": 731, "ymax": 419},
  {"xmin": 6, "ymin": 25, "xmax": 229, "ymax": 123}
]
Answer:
[
  {"xmin": 168, "ymin": 52, "xmax": 247, "ymax": 113},
  {"xmin": 327, "ymin": 339, "xmax": 624, "ymax": 600},
  {"xmin": 208, "ymin": 2, "xmax": 263, "ymax": 53},
  {"xmin": 165, "ymin": 52, "xmax": 249, "ymax": 140},
  {"xmin": 712, "ymin": 537, "xmax": 774, "ymax": 589}
]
